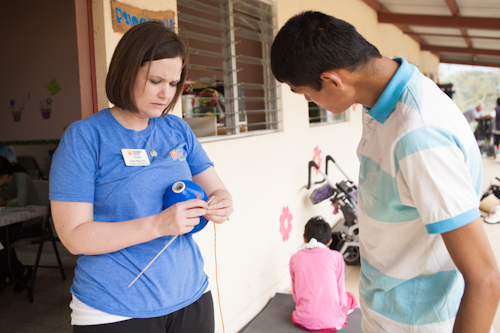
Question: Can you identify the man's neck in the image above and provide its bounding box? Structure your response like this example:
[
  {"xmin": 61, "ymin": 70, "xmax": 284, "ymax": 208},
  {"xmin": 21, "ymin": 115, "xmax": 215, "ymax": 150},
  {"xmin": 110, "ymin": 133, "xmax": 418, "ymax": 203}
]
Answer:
[{"xmin": 353, "ymin": 57, "xmax": 401, "ymax": 109}]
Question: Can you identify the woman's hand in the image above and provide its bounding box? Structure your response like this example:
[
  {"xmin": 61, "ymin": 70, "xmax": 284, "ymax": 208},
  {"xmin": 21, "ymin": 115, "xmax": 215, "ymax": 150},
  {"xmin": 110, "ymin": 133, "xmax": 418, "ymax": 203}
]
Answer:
[
  {"xmin": 205, "ymin": 195, "xmax": 233, "ymax": 224},
  {"xmin": 156, "ymin": 198, "xmax": 209, "ymax": 235},
  {"xmin": 192, "ymin": 166, "xmax": 234, "ymax": 224}
]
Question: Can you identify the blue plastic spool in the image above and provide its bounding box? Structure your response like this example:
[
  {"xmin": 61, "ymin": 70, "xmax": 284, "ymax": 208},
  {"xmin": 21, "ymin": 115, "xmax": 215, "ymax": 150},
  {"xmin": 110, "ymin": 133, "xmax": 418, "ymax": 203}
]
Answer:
[{"xmin": 163, "ymin": 180, "xmax": 209, "ymax": 234}]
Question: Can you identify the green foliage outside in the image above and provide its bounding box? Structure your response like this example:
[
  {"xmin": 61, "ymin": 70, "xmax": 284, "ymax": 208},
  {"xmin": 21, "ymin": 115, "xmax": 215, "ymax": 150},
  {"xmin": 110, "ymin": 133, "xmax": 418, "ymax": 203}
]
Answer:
[{"xmin": 440, "ymin": 68, "xmax": 500, "ymax": 115}]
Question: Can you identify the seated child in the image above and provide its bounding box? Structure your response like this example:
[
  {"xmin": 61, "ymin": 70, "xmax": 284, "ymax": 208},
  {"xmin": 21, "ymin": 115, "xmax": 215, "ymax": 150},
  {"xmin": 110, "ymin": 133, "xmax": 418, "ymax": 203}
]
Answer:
[{"xmin": 290, "ymin": 216, "xmax": 357, "ymax": 332}]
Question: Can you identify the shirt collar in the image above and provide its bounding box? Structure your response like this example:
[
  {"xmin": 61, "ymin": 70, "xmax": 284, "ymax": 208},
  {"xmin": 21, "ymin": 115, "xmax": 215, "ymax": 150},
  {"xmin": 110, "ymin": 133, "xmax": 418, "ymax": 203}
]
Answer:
[{"xmin": 364, "ymin": 57, "xmax": 416, "ymax": 124}]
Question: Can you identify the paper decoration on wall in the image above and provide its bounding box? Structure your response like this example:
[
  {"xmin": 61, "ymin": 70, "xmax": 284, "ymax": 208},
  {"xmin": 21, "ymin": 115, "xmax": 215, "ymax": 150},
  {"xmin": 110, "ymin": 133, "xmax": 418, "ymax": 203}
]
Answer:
[
  {"xmin": 38, "ymin": 96, "xmax": 52, "ymax": 119},
  {"xmin": 110, "ymin": 0, "xmax": 175, "ymax": 34},
  {"xmin": 313, "ymin": 145, "xmax": 322, "ymax": 175},
  {"xmin": 279, "ymin": 206, "xmax": 293, "ymax": 242},
  {"xmin": 44, "ymin": 77, "xmax": 61, "ymax": 95},
  {"xmin": 9, "ymin": 98, "xmax": 24, "ymax": 122}
]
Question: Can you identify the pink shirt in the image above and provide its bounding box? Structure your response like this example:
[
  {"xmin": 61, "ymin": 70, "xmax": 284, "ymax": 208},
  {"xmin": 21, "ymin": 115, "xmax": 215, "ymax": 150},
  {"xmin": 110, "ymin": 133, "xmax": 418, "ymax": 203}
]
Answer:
[{"xmin": 289, "ymin": 248, "xmax": 352, "ymax": 331}]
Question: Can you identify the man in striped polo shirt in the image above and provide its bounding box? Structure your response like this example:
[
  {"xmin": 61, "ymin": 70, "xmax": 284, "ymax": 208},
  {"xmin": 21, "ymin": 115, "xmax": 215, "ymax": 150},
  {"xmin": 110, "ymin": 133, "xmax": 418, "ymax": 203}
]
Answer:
[{"xmin": 271, "ymin": 11, "xmax": 500, "ymax": 333}]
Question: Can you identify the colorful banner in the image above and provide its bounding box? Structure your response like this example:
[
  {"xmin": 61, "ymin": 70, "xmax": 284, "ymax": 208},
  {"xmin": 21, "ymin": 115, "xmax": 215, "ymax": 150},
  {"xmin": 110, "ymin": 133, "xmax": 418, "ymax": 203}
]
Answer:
[{"xmin": 110, "ymin": 0, "xmax": 175, "ymax": 34}]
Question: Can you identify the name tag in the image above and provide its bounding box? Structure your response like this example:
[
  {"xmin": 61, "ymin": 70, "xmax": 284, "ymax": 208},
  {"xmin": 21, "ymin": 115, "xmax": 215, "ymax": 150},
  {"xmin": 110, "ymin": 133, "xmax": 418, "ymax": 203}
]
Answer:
[{"xmin": 121, "ymin": 149, "xmax": 150, "ymax": 166}]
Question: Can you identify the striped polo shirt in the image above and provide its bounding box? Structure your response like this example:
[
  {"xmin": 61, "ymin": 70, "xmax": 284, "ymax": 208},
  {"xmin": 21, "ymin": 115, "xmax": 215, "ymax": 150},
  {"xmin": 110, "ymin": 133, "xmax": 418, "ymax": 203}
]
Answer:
[{"xmin": 357, "ymin": 58, "xmax": 482, "ymax": 332}]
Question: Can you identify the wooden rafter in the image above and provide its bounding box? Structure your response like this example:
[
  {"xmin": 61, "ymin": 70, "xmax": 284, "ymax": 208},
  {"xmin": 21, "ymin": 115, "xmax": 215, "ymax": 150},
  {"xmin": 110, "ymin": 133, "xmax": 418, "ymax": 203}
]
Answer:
[
  {"xmin": 421, "ymin": 45, "xmax": 500, "ymax": 57},
  {"xmin": 360, "ymin": 0, "xmax": 425, "ymax": 44},
  {"xmin": 378, "ymin": 13, "xmax": 500, "ymax": 30},
  {"xmin": 443, "ymin": 0, "xmax": 473, "ymax": 48},
  {"xmin": 440, "ymin": 58, "xmax": 500, "ymax": 68},
  {"xmin": 360, "ymin": 0, "xmax": 500, "ymax": 68},
  {"xmin": 404, "ymin": 32, "xmax": 500, "ymax": 41}
]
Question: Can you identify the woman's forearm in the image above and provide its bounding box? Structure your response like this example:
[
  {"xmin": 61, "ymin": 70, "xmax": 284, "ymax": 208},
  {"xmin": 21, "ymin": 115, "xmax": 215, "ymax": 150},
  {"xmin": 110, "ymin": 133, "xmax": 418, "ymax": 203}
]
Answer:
[
  {"xmin": 52, "ymin": 199, "xmax": 209, "ymax": 255},
  {"xmin": 55, "ymin": 214, "xmax": 161, "ymax": 255}
]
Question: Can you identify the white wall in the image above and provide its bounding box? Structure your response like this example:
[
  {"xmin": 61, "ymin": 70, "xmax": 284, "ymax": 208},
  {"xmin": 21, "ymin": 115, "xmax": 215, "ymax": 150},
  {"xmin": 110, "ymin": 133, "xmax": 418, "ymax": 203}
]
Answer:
[{"xmin": 91, "ymin": 1, "xmax": 439, "ymax": 332}]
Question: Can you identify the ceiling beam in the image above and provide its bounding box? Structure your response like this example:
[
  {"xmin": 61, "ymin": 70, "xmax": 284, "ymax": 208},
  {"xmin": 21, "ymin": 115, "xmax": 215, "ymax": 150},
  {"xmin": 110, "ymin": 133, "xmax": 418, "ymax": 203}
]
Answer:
[
  {"xmin": 405, "ymin": 32, "xmax": 500, "ymax": 40},
  {"xmin": 443, "ymin": 0, "xmax": 459, "ymax": 15},
  {"xmin": 378, "ymin": 13, "xmax": 500, "ymax": 30},
  {"xmin": 460, "ymin": 28, "xmax": 472, "ymax": 48},
  {"xmin": 443, "ymin": 0, "xmax": 473, "ymax": 48},
  {"xmin": 360, "ymin": 0, "xmax": 425, "ymax": 44},
  {"xmin": 360, "ymin": 0, "xmax": 384, "ymax": 12},
  {"xmin": 440, "ymin": 59, "xmax": 500, "ymax": 68},
  {"xmin": 421, "ymin": 45, "xmax": 500, "ymax": 56}
]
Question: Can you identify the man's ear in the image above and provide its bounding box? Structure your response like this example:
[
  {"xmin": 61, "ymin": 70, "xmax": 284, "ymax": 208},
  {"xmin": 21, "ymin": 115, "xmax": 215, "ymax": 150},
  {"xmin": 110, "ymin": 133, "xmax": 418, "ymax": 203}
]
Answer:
[{"xmin": 320, "ymin": 70, "xmax": 344, "ymax": 90}]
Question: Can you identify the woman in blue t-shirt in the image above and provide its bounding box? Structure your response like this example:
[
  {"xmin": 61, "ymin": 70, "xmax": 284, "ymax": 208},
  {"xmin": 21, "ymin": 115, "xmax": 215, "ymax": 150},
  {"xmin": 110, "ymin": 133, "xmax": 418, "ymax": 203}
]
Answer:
[{"xmin": 49, "ymin": 22, "xmax": 233, "ymax": 333}]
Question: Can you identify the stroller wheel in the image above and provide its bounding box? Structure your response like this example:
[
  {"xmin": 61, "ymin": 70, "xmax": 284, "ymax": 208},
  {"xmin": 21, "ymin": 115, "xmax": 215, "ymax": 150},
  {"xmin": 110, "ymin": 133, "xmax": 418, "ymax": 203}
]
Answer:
[{"xmin": 337, "ymin": 240, "xmax": 360, "ymax": 266}]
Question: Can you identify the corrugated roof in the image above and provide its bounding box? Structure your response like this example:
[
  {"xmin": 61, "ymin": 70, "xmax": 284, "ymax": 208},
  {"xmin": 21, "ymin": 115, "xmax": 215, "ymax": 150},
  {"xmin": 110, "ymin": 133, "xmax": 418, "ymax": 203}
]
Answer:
[{"xmin": 361, "ymin": 0, "xmax": 500, "ymax": 68}]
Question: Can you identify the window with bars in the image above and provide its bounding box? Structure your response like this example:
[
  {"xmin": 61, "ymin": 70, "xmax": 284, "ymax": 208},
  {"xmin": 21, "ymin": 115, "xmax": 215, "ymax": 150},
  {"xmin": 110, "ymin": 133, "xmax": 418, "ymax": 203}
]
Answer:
[
  {"xmin": 177, "ymin": 0, "xmax": 279, "ymax": 138},
  {"xmin": 308, "ymin": 102, "xmax": 348, "ymax": 125}
]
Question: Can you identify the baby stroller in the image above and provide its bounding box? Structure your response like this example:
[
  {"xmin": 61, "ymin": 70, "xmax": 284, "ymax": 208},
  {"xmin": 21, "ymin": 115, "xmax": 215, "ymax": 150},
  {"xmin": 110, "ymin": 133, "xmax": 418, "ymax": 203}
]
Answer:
[
  {"xmin": 481, "ymin": 177, "xmax": 500, "ymax": 201},
  {"xmin": 475, "ymin": 118, "xmax": 497, "ymax": 159},
  {"xmin": 305, "ymin": 156, "xmax": 360, "ymax": 265}
]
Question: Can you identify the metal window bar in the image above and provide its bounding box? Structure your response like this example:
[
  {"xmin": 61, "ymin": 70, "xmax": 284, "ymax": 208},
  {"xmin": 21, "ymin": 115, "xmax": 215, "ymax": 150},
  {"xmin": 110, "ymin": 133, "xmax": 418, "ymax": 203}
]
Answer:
[
  {"xmin": 179, "ymin": 0, "xmax": 279, "ymax": 137},
  {"xmin": 232, "ymin": 0, "xmax": 273, "ymax": 19},
  {"xmin": 178, "ymin": 30, "xmax": 232, "ymax": 45},
  {"xmin": 184, "ymin": 80, "xmax": 275, "ymax": 91},
  {"xmin": 308, "ymin": 104, "xmax": 347, "ymax": 124},
  {"xmin": 259, "ymin": 1, "xmax": 278, "ymax": 130},
  {"xmin": 177, "ymin": 12, "xmax": 227, "ymax": 31},
  {"xmin": 233, "ymin": 12, "xmax": 274, "ymax": 32},
  {"xmin": 177, "ymin": 0, "xmax": 229, "ymax": 17}
]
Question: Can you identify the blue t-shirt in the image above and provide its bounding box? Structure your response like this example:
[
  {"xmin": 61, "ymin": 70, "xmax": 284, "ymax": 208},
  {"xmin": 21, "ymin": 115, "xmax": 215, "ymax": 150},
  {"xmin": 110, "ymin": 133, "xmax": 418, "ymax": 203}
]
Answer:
[{"xmin": 49, "ymin": 109, "xmax": 213, "ymax": 318}]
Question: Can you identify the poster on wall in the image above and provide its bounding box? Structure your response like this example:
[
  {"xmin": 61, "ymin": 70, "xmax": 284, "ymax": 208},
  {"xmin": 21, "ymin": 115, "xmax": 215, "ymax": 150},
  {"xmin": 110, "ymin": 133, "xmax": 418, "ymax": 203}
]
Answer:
[{"xmin": 110, "ymin": 0, "xmax": 175, "ymax": 34}]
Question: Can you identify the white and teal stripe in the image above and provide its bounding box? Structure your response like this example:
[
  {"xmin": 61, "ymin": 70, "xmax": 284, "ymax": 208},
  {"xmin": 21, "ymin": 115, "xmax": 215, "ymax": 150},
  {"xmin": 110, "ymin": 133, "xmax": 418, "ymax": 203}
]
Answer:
[{"xmin": 357, "ymin": 57, "xmax": 482, "ymax": 332}]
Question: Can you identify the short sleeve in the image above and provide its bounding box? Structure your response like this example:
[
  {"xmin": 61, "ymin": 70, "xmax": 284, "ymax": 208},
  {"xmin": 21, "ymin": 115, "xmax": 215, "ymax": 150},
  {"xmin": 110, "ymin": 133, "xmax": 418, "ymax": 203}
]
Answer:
[
  {"xmin": 176, "ymin": 117, "xmax": 213, "ymax": 176},
  {"xmin": 395, "ymin": 127, "xmax": 480, "ymax": 234},
  {"xmin": 49, "ymin": 125, "xmax": 97, "ymax": 203}
]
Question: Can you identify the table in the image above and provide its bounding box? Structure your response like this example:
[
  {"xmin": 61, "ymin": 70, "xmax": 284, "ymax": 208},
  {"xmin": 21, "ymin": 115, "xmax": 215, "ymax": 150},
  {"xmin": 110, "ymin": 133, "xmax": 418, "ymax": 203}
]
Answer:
[
  {"xmin": 0, "ymin": 206, "xmax": 48, "ymax": 227},
  {"xmin": 0, "ymin": 206, "xmax": 48, "ymax": 250}
]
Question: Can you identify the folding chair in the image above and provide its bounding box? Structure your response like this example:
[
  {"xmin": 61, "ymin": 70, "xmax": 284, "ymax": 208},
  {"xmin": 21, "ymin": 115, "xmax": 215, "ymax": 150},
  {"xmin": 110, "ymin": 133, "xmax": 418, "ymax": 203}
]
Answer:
[
  {"xmin": 10, "ymin": 180, "xmax": 66, "ymax": 302},
  {"xmin": 15, "ymin": 156, "xmax": 46, "ymax": 180}
]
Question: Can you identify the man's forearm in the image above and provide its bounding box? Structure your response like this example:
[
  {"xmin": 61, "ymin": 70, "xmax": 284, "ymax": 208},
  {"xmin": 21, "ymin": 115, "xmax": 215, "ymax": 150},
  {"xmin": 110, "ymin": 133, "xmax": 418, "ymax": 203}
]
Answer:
[{"xmin": 453, "ymin": 277, "xmax": 500, "ymax": 332}]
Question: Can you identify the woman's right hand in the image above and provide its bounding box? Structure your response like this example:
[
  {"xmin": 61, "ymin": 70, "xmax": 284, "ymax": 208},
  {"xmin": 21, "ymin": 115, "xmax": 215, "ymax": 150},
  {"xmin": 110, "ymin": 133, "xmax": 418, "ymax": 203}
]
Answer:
[{"xmin": 157, "ymin": 199, "xmax": 208, "ymax": 236}]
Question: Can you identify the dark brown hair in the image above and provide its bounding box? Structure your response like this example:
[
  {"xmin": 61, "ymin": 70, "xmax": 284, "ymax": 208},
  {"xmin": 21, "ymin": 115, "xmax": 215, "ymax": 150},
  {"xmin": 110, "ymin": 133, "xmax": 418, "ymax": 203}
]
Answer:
[{"xmin": 106, "ymin": 21, "xmax": 188, "ymax": 115}]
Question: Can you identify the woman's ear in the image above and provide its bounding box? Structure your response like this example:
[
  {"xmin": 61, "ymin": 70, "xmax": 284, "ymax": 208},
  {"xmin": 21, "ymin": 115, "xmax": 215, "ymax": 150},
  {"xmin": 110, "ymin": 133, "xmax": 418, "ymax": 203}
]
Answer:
[{"xmin": 320, "ymin": 70, "xmax": 344, "ymax": 90}]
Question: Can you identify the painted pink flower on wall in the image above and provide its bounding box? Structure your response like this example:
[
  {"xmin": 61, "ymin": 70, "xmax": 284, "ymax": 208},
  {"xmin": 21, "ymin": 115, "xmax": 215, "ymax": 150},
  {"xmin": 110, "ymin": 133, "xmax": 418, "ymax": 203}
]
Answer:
[
  {"xmin": 279, "ymin": 206, "xmax": 293, "ymax": 242},
  {"xmin": 352, "ymin": 103, "xmax": 359, "ymax": 112},
  {"xmin": 313, "ymin": 145, "xmax": 322, "ymax": 175}
]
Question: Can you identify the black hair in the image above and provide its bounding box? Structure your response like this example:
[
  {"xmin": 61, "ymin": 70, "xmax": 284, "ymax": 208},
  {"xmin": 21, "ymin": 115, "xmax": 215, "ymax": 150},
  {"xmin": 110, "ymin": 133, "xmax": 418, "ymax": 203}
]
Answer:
[
  {"xmin": 497, "ymin": 97, "xmax": 500, "ymax": 106},
  {"xmin": 304, "ymin": 216, "xmax": 332, "ymax": 245},
  {"xmin": 271, "ymin": 11, "xmax": 382, "ymax": 91},
  {"xmin": 0, "ymin": 156, "xmax": 28, "ymax": 176}
]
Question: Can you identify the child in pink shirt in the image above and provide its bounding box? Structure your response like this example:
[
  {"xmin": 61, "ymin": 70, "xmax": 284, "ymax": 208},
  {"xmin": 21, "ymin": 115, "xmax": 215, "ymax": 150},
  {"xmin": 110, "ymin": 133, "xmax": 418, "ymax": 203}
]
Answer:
[{"xmin": 290, "ymin": 217, "xmax": 357, "ymax": 332}]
